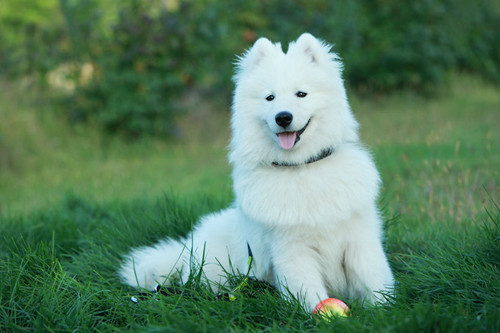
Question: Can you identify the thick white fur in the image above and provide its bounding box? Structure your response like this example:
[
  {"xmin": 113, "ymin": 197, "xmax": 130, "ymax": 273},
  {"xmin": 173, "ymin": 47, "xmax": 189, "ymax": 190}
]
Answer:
[{"xmin": 119, "ymin": 33, "xmax": 394, "ymax": 310}]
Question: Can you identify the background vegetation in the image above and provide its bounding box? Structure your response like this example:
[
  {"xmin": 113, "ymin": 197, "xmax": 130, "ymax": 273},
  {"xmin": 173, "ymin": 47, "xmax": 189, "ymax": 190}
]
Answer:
[
  {"xmin": 0, "ymin": 0, "xmax": 499, "ymax": 331},
  {"xmin": 1, "ymin": 0, "xmax": 499, "ymax": 137}
]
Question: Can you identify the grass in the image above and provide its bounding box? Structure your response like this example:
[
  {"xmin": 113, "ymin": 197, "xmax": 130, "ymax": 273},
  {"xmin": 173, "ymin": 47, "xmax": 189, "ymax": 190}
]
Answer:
[
  {"xmin": 0, "ymin": 78, "xmax": 233, "ymax": 214},
  {"xmin": 0, "ymin": 75, "xmax": 499, "ymax": 331}
]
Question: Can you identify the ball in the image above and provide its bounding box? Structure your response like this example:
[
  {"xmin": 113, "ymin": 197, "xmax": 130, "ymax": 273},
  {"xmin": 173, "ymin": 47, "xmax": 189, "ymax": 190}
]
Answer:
[{"xmin": 313, "ymin": 298, "xmax": 349, "ymax": 320}]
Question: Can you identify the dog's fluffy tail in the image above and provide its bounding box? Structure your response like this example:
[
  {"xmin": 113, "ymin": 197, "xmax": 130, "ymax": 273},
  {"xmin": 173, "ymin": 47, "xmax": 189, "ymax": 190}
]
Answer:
[
  {"xmin": 118, "ymin": 238, "xmax": 188, "ymax": 290},
  {"xmin": 119, "ymin": 208, "xmax": 250, "ymax": 291}
]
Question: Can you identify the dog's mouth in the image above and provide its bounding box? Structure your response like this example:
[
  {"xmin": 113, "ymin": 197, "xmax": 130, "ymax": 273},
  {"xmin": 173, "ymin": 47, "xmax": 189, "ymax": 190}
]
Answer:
[{"xmin": 277, "ymin": 119, "xmax": 311, "ymax": 150}]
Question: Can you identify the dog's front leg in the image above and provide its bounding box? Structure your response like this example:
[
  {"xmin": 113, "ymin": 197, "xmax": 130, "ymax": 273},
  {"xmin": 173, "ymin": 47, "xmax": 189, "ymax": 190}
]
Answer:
[
  {"xmin": 270, "ymin": 241, "xmax": 328, "ymax": 311},
  {"xmin": 343, "ymin": 230, "xmax": 394, "ymax": 304}
]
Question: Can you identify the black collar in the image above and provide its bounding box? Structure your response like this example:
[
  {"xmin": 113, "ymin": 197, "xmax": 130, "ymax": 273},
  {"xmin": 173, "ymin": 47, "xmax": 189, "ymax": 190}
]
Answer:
[{"xmin": 271, "ymin": 147, "xmax": 335, "ymax": 167}]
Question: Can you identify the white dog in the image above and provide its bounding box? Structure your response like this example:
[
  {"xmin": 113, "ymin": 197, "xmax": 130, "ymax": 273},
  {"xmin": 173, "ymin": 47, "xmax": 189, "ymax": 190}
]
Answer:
[{"xmin": 119, "ymin": 33, "xmax": 394, "ymax": 310}]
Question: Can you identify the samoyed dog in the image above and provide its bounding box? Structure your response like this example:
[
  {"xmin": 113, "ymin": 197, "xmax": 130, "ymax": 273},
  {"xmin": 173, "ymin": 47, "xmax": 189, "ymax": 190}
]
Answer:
[{"xmin": 119, "ymin": 33, "xmax": 394, "ymax": 310}]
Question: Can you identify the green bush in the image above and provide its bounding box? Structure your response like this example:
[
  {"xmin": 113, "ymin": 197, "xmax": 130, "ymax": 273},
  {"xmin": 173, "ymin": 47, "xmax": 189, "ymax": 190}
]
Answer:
[
  {"xmin": 341, "ymin": 1, "xmax": 455, "ymax": 92},
  {"xmin": 1, "ymin": 0, "xmax": 499, "ymax": 136},
  {"xmin": 449, "ymin": 1, "xmax": 500, "ymax": 82},
  {"xmin": 0, "ymin": 0, "xmax": 64, "ymax": 76},
  {"xmin": 68, "ymin": 2, "xmax": 185, "ymax": 137},
  {"xmin": 268, "ymin": 0, "xmax": 500, "ymax": 93},
  {"xmin": 67, "ymin": 0, "xmax": 231, "ymax": 138}
]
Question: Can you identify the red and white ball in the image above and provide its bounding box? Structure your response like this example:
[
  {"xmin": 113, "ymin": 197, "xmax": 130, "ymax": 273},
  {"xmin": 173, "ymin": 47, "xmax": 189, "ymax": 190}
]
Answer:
[{"xmin": 313, "ymin": 298, "xmax": 350, "ymax": 320}]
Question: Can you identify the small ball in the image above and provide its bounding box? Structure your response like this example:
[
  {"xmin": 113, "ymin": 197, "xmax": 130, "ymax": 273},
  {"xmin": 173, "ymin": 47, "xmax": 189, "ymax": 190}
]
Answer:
[{"xmin": 313, "ymin": 298, "xmax": 349, "ymax": 320}]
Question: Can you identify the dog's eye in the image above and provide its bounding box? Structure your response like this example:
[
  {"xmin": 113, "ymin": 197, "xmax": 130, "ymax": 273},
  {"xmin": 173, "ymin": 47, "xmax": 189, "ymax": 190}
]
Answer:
[
  {"xmin": 296, "ymin": 91, "xmax": 307, "ymax": 98},
  {"xmin": 265, "ymin": 94, "xmax": 275, "ymax": 101}
]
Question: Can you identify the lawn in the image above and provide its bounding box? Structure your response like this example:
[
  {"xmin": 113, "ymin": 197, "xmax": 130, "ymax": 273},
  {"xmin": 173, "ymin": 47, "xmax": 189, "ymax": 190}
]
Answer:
[{"xmin": 0, "ymin": 76, "xmax": 499, "ymax": 331}]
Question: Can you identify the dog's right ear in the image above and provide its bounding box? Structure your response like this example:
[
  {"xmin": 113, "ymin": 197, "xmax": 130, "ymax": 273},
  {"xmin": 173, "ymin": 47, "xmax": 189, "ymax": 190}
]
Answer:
[{"xmin": 236, "ymin": 37, "xmax": 277, "ymax": 73}]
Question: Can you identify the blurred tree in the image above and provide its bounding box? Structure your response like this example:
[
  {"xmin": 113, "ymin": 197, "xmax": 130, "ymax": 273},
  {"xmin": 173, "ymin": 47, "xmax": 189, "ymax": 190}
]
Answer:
[
  {"xmin": 1, "ymin": 0, "xmax": 499, "ymax": 137},
  {"xmin": 0, "ymin": 0, "xmax": 62, "ymax": 75}
]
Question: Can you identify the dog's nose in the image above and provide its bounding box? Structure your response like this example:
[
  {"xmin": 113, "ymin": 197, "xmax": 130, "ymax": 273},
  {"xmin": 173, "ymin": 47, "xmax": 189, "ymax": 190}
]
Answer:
[{"xmin": 275, "ymin": 111, "xmax": 293, "ymax": 128}]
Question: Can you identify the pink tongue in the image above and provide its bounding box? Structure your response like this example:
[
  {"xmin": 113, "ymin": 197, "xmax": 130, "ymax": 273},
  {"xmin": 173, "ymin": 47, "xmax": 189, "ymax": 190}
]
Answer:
[{"xmin": 278, "ymin": 132, "xmax": 297, "ymax": 150}]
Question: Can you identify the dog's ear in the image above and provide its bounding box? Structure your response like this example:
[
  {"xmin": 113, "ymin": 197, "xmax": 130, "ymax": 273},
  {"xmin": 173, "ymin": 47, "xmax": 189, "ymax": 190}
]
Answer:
[
  {"xmin": 290, "ymin": 33, "xmax": 335, "ymax": 65},
  {"xmin": 236, "ymin": 37, "xmax": 278, "ymax": 72}
]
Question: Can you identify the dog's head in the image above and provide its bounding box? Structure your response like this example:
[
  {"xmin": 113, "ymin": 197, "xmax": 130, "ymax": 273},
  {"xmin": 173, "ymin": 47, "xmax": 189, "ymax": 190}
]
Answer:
[{"xmin": 230, "ymin": 33, "xmax": 359, "ymax": 167}]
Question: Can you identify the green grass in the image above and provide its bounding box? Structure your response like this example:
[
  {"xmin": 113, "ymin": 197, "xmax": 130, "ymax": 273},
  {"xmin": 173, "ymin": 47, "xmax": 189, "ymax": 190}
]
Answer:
[
  {"xmin": 0, "ymin": 78, "xmax": 233, "ymax": 214},
  {"xmin": 1, "ymin": 76, "xmax": 499, "ymax": 331}
]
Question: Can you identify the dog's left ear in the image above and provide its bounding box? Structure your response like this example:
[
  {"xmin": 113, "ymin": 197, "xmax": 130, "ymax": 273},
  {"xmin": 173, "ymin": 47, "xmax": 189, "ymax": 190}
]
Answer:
[{"xmin": 290, "ymin": 33, "xmax": 334, "ymax": 65}]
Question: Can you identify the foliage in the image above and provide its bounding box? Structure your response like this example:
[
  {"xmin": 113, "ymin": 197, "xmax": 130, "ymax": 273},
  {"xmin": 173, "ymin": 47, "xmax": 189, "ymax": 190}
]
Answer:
[
  {"xmin": 343, "ymin": 1, "xmax": 456, "ymax": 92},
  {"xmin": 1, "ymin": 0, "xmax": 500, "ymax": 136},
  {"xmin": 0, "ymin": 0, "xmax": 63, "ymax": 75},
  {"xmin": 68, "ymin": 2, "xmax": 187, "ymax": 137},
  {"xmin": 65, "ymin": 0, "xmax": 232, "ymax": 138}
]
